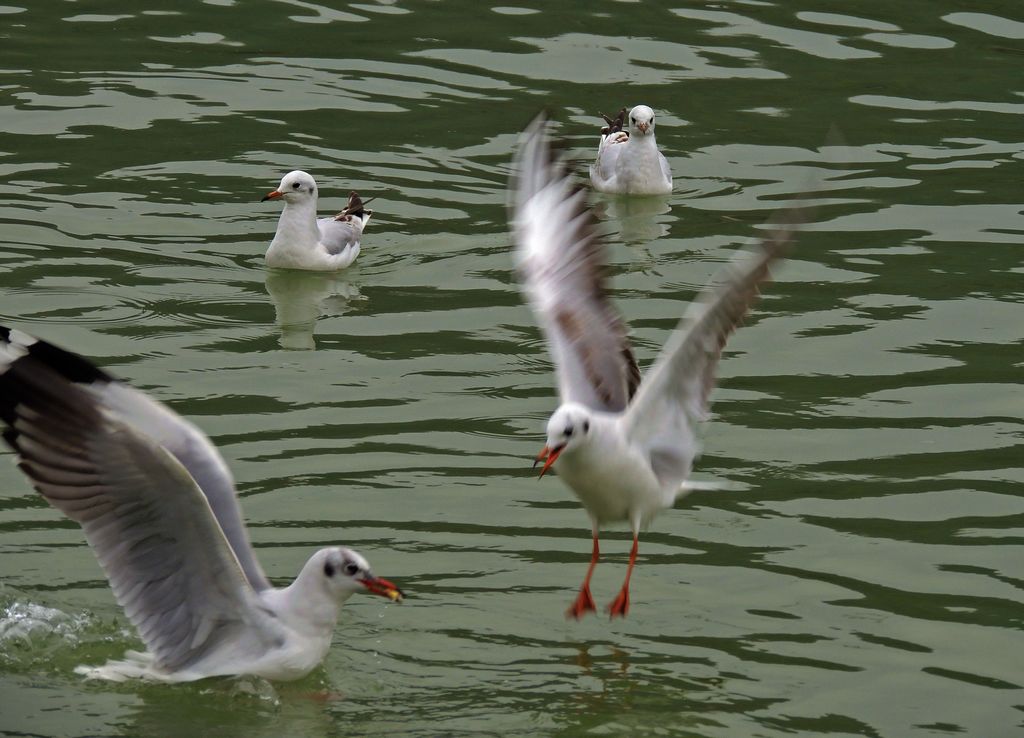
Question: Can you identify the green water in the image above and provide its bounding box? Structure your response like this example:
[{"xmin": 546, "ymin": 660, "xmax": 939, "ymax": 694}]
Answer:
[{"xmin": 1, "ymin": 1, "xmax": 1022, "ymax": 736}]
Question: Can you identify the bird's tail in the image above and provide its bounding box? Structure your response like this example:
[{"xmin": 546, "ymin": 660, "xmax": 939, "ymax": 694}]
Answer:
[
  {"xmin": 335, "ymin": 191, "xmax": 374, "ymax": 224},
  {"xmin": 597, "ymin": 107, "xmax": 629, "ymax": 154}
]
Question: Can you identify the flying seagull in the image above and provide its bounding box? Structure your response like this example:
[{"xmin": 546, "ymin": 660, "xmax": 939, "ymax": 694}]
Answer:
[{"xmin": 511, "ymin": 113, "xmax": 797, "ymax": 618}]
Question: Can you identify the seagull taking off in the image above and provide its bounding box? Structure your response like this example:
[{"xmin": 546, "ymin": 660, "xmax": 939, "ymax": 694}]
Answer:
[
  {"xmin": 511, "ymin": 113, "xmax": 797, "ymax": 619},
  {"xmin": 0, "ymin": 327, "xmax": 403, "ymax": 681},
  {"xmin": 262, "ymin": 170, "xmax": 373, "ymax": 271},
  {"xmin": 590, "ymin": 105, "xmax": 673, "ymax": 196}
]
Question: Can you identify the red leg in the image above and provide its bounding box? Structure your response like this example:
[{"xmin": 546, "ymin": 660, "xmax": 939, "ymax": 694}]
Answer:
[
  {"xmin": 566, "ymin": 531, "xmax": 599, "ymax": 619},
  {"xmin": 606, "ymin": 534, "xmax": 638, "ymax": 618}
]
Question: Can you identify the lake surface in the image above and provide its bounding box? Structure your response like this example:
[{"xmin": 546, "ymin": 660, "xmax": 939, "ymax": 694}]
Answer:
[{"xmin": 1, "ymin": 1, "xmax": 1022, "ymax": 736}]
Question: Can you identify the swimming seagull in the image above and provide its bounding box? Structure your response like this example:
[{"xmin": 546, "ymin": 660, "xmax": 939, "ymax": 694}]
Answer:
[
  {"xmin": 511, "ymin": 113, "xmax": 796, "ymax": 618},
  {"xmin": 589, "ymin": 105, "xmax": 673, "ymax": 196},
  {"xmin": 0, "ymin": 327, "xmax": 403, "ymax": 681},
  {"xmin": 262, "ymin": 170, "xmax": 373, "ymax": 271}
]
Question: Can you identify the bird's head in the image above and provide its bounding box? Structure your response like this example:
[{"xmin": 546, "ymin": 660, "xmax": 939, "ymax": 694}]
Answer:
[
  {"xmin": 534, "ymin": 403, "xmax": 593, "ymax": 479},
  {"xmin": 629, "ymin": 105, "xmax": 657, "ymax": 136},
  {"xmin": 314, "ymin": 547, "xmax": 403, "ymax": 603},
  {"xmin": 262, "ymin": 170, "xmax": 318, "ymax": 203}
]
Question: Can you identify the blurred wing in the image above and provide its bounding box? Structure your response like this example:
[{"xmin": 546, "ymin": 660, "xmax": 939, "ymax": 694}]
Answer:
[
  {"xmin": 0, "ymin": 329, "xmax": 270, "ymax": 592},
  {"xmin": 622, "ymin": 222, "xmax": 796, "ymax": 489},
  {"xmin": 0, "ymin": 344, "xmax": 281, "ymax": 673},
  {"xmin": 511, "ymin": 113, "xmax": 640, "ymax": 412}
]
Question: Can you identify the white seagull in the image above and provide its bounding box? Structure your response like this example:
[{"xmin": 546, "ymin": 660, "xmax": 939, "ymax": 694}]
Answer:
[
  {"xmin": 590, "ymin": 105, "xmax": 673, "ymax": 196},
  {"xmin": 511, "ymin": 114, "xmax": 795, "ymax": 619},
  {"xmin": 262, "ymin": 170, "xmax": 373, "ymax": 271},
  {"xmin": 0, "ymin": 327, "xmax": 403, "ymax": 682}
]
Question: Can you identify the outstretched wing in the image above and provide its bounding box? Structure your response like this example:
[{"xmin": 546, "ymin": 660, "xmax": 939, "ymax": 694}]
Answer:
[
  {"xmin": 0, "ymin": 333, "xmax": 281, "ymax": 672},
  {"xmin": 0, "ymin": 329, "xmax": 270, "ymax": 592},
  {"xmin": 621, "ymin": 222, "xmax": 797, "ymax": 489},
  {"xmin": 510, "ymin": 113, "xmax": 640, "ymax": 412}
]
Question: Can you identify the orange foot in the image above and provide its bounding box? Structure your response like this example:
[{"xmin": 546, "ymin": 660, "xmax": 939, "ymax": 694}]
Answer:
[
  {"xmin": 606, "ymin": 587, "xmax": 630, "ymax": 618},
  {"xmin": 566, "ymin": 585, "xmax": 597, "ymax": 619}
]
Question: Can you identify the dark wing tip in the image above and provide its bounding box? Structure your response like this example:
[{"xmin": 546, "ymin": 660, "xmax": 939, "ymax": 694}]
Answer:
[
  {"xmin": 1, "ymin": 326, "xmax": 112, "ymax": 384},
  {"xmin": 335, "ymin": 190, "xmax": 376, "ymax": 221},
  {"xmin": 1, "ymin": 326, "xmax": 112, "ymax": 428},
  {"xmin": 599, "ymin": 107, "xmax": 628, "ymax": 136}
]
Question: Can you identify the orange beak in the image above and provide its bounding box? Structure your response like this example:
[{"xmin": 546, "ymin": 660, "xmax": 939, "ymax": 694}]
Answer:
[
  {"xmin": 359, "ymin": 575, "xmax": 404, "ymax": 602},
  {"xmin": 533, "ymin": 444, "xmax": 564, "ymax": 479},
  {"xmin": 261, "ymin": 189, "xmax": 283, "ymax": 202}
]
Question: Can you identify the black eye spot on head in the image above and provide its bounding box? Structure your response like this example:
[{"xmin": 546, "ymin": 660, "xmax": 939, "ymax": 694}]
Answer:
[
  {"xmin": 292, "ymin": 181, "xmax": 301, "ymax": 189},
  {"xmin": 630, "ymin": 117, "xmax": 636, "ymax": 125},
  {"xmin": 324, "ymin": 561, "xmax": 335, "ymax": 577},
  {"xmin": 564, "ymin": 425, "xmax": 574, "ymax": 438},
  {"xmin": 582, "ymin": 420, "xmax": 590, "ymax": 433},
  {"xmin": 343, "ymin": 562, "xmax": 359, "ymax": 576}
]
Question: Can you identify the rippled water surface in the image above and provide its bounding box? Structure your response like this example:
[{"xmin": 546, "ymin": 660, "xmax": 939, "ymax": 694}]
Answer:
[{"xmin": 1, "ymin": 1, "xmax": 1022, "ymax": 736}]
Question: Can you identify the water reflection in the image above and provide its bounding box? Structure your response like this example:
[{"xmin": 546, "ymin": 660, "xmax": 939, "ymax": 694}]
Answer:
[
  {"xmin": 592, "ymin": 193, "xmax": 672, "ymax": 245},
  {"xmin": 123, "ymin": 677, "xmax": 336, "ymax": 738},
  {"xmin": 264, "ymin": 269, "xmax": 364, "ymax": 350}
]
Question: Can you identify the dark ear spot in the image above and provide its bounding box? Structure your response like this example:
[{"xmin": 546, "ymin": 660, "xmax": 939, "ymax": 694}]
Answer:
[
  {"xmin": 583, "ymin": 420, "xmax": 590, "ymax": 433},
  {"xmin": 324, "ymin": 562, "xmax": 335, "ymax": 577}
]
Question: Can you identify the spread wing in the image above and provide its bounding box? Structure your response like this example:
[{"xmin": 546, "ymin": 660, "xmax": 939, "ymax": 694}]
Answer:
[
  {"xmin": 0, "ymin": 331, "xmax": 282, "ymax": 672},
  {"xmin": 621, "ymin": 222, "xmax": 797, "ymax": 489},
  {"xmin": 511, "ymin": 113, "xmax": 640, "ymax": 412},
  {"xmin": 0, "ymin": 329, "xmax": 271, "ymax": 592}
]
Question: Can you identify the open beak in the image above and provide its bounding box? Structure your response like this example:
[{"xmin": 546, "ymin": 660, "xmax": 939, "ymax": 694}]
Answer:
[
  {"xmin": 533, "ymin": 444, "xmax": 564, "ymax": 479},
  {"xmin": 261, "ymin": 189, "xmax": 283, "ymax": 202},
  {"xmin": 359, "ymin": 575, "xmax": 404, "ymax": 602}
]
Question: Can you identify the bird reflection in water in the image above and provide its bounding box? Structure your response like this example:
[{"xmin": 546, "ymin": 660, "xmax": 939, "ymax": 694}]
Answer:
[
  {"xmin": 264, "ymin": 269, "xmax": 366, "ymax": 350},
  {"xmin": 592, "ymin": 193, "xmax": 672, "ymax": 246}
]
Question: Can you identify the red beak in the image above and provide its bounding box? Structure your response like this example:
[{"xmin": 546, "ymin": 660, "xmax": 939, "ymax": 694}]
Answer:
[
  {"xmin": 261, "ymin": 189, "xmax": 283, "ymax": 202},
  {"xmin": 359, "ymin": 575, "xmax": 404, "ymax": 602},
  {"xmin": 533, "ymin": 444, "xmax": 564, "ymax": 479},
  {"xmin": 637, "ymin": 122, "xmax": 649, "ymax": 134}
]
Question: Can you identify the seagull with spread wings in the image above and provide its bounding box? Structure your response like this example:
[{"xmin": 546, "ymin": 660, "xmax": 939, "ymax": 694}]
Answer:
[
  {"xmin": 511, "ymin": 114, "xmax": 796, "ymax": 618},
  {"xmin": 0, "ymin": 327, "xmax": 402, "ymax": 681}
]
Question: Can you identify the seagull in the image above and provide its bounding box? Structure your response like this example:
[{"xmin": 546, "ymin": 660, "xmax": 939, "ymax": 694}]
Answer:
[
  {"xmin": 511, "ymin": 114, "xmax": 795, "ymax": 619},
  {"xmin": 0, "ymin": 327, "xmax": 403, "ymax": 682},
  {"xmin": 589, "ymin": 105, "xmax": 673, "ymax": 196},
  {"xmin": 262, "ymin": 170, "xmax": 373, "ymax": 271}
]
